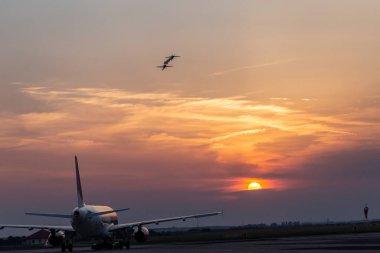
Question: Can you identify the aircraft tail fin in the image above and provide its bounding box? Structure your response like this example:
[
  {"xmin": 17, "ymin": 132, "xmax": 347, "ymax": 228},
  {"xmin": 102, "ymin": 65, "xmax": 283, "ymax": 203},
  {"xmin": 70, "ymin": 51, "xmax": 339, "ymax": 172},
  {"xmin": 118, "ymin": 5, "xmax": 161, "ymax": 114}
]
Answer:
[{"xmin": 75, "ymin": 156, "xmax": 85, "ymax": 208}]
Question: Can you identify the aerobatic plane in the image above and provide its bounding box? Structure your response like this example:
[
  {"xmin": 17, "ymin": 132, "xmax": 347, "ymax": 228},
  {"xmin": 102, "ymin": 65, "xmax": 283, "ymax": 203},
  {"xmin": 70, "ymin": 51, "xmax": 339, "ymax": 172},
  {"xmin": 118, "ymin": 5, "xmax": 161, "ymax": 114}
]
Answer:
[
  {"xmin": 163, "ymin": 54, "xmax": 180, "ymax": 65},
  {"xmin": 157, "ymin": 64, "xmax": 173, "ymax": 71}
]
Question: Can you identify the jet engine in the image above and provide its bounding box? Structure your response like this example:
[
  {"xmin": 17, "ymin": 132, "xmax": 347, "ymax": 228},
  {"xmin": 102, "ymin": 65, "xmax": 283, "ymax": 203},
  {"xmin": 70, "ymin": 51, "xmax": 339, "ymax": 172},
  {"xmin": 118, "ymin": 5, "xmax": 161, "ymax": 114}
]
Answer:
[
  {"xmin": 134, "ymin": 226, "xmax": 149, "ymax": 243},
  {"xmin": 47, "ymin": 230, "xmax": 65, "ymax": 247}
]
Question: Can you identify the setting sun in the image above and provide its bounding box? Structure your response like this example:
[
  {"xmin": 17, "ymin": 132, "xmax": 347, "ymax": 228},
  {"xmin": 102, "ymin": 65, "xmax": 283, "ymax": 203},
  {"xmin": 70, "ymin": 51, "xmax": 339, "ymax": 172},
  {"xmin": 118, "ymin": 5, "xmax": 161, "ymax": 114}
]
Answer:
[{"xmin": 247, "ymin": 182, "xmax": 262, "ymax": 190}]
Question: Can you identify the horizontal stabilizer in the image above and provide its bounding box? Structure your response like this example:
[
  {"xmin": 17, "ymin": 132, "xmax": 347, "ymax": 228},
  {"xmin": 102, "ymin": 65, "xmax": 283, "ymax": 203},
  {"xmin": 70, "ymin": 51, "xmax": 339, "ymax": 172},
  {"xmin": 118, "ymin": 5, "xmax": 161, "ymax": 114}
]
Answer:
[
  {"xmin": 0, "ymin": 224, "xmax": 74, "ymax": 231},
  {"xmin": 25, "ymin": 212, "xmax": 72, "ymax": 218},
  {"xmin": 88, "ymin": 208, "xmax": 130, "ymax": 217}
]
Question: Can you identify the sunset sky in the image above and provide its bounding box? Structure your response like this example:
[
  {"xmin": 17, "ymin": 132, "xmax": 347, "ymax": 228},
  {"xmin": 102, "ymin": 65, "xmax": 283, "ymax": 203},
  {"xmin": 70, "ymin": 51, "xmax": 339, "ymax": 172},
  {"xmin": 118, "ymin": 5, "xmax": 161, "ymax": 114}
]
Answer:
[{"xmin": 1, "ymin": 0, "xmax": 380, "ymax": 235}]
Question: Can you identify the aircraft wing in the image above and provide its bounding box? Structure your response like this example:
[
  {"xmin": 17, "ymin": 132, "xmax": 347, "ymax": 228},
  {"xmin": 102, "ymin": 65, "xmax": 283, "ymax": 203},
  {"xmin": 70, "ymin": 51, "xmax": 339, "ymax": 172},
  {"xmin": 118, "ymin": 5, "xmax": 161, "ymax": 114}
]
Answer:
[
  {"xmin": 108, "ymin": 211, "xmax": 221, "ymax": 231},
  {"xmin": 0, "ymin": 224, "xmax": 74, "ymax": 232}
]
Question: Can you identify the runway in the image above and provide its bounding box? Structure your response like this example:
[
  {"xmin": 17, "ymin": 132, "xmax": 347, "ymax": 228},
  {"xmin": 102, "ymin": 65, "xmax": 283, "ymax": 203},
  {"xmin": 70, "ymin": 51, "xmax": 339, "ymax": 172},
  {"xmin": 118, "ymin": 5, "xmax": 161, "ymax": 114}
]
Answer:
[{"xmin": 2, "ymin": 233, "xmax": 380, "ymax": 252}]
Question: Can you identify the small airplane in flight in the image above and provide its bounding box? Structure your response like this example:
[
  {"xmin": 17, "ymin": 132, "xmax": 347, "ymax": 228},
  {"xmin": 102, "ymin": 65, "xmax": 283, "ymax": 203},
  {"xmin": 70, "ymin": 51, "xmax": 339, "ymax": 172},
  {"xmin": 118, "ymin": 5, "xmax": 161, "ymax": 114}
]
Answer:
[
  {"xmin": 163, "ymin": 54, "xmax": 181, "ymax": 65},
  {"xmin": 157, "ymin": 64, "xmax": 173, "ymax": 71},
  {"xmin": 0, "ymin": 156, "xmax": 221, "ymax": 251}
]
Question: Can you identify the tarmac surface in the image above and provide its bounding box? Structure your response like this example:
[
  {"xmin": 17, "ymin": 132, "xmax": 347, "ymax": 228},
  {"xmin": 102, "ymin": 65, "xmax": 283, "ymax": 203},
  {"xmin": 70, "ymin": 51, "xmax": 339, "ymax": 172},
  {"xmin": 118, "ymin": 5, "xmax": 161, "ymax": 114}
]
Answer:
[{"xmin": 2, "ymin": 233, "xmax": 380, "ymax": 252}]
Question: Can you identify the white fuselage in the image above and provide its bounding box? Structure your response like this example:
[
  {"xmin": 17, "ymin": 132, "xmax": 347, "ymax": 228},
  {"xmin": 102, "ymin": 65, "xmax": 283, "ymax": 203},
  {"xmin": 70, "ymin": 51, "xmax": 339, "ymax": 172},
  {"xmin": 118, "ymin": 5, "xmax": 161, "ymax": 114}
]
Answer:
[{"xmin": 71, "ymin": 205, "xmax": 118, "ymax": 239}]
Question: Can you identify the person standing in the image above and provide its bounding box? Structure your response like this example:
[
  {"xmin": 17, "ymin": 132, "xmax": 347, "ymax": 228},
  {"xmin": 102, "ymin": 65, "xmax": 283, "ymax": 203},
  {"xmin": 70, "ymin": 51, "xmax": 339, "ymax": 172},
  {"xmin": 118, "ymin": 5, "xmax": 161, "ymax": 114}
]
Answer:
[{"xmin": 364, "ymin": 204, "xmax": 369, "ymax": 220}]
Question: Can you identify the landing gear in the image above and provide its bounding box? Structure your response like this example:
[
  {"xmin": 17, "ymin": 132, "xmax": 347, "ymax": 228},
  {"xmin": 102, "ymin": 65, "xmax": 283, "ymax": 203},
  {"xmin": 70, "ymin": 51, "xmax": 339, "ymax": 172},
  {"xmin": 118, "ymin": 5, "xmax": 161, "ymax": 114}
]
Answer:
[
  {"xmin": 91, "ymin": 240, "xmax": 131, "ymax": 250},
  {"xmin": 124, "ymin": 240, "xmax": 130, "ymax": 249},
  {"xmin": 91, "ymin": 243, "xmax": 101, "ymax": 250},
  {"xmin": 61, "ymin": 240, "xmax": 74, "ymax": 252},
  {"xmin": 67, "ymin": 243, "xmax": 73, "ymax": 252},
  {"xmin": 112, "ymin": 241, "xmax": 123, "ymax": 249},
  {"xmin": 91, "ymin": 241, "xmax": 113, "ymax": 250}
]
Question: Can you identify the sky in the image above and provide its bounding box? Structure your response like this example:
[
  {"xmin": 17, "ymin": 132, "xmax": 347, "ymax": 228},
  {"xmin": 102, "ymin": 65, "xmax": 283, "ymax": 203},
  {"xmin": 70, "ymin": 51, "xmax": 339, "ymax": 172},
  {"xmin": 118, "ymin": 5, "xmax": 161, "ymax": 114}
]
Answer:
[{"xmin": 1, "ymin": 0, "xmax": 380, "ymax": 236}]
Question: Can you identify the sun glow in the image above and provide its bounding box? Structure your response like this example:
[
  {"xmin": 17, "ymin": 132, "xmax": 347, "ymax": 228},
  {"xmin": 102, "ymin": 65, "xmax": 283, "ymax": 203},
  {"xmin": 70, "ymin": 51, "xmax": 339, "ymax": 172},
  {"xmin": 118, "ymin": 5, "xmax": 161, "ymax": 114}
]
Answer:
[
  {"xmin": 247, "ymin": 182, "xmax": 262, "ymax": 190},
  {"xmin": 223, "ymin": 178, "xmax": 288, "ymax": 192}
]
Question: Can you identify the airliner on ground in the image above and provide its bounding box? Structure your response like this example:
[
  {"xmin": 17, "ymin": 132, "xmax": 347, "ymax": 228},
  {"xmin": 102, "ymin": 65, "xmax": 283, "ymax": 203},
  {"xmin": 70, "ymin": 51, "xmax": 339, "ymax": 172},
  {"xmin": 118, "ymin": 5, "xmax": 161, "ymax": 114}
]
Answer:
[{"xmin": 0, "ymin": 156, "xmax": 221, "ymax": 251}]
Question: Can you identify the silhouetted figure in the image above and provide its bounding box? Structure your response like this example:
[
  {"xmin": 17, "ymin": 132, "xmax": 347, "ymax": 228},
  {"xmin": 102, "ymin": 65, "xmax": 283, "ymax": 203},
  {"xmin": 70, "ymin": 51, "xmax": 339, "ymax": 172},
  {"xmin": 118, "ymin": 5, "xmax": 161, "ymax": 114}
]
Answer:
[{"xmin": 364, "ymin": 205, "xmax": 369, "ymax": 220}]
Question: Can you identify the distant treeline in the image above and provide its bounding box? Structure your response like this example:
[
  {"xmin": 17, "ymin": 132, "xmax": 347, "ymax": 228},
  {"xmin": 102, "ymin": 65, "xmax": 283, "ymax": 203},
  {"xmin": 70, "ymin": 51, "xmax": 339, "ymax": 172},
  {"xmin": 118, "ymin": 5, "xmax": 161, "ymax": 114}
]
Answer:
[
  {"xmin": 147, "ymin": 221, "xmax": 380, "ymax": 244},
  {"xmin": 0, "ymin": 236, "xmax": 26, "ymax": 246}
]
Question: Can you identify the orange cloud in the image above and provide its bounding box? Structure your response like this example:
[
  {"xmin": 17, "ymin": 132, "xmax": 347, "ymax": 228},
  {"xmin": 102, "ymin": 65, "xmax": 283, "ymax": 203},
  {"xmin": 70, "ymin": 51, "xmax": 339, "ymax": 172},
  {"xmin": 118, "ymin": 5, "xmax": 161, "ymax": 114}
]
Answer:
[{"xmin": 0, "ymin": 87, "xmax": 379, "ymax": 194}]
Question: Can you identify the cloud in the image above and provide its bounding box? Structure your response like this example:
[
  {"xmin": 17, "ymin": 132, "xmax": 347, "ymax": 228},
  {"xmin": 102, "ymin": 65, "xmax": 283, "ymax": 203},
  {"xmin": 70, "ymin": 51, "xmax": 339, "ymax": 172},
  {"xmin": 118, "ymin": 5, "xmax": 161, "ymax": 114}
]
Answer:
[
  {"xmin": 0, "ymin": 84, "xmax": 49, "ymax": 114},
  {"xmin": 208, "ymin": 59, "xmax": 296, "ymax": 77},
  {"xmin": 0, "ymin": 86, "xmax": 379, "ymax": 197},
  {"xmin": 211, "ymin": 128, "xmax": 267, "ymax": 142},
  {"xmin": 295, "ymin": 147, "xmax": 380, "ymax": 184}
]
